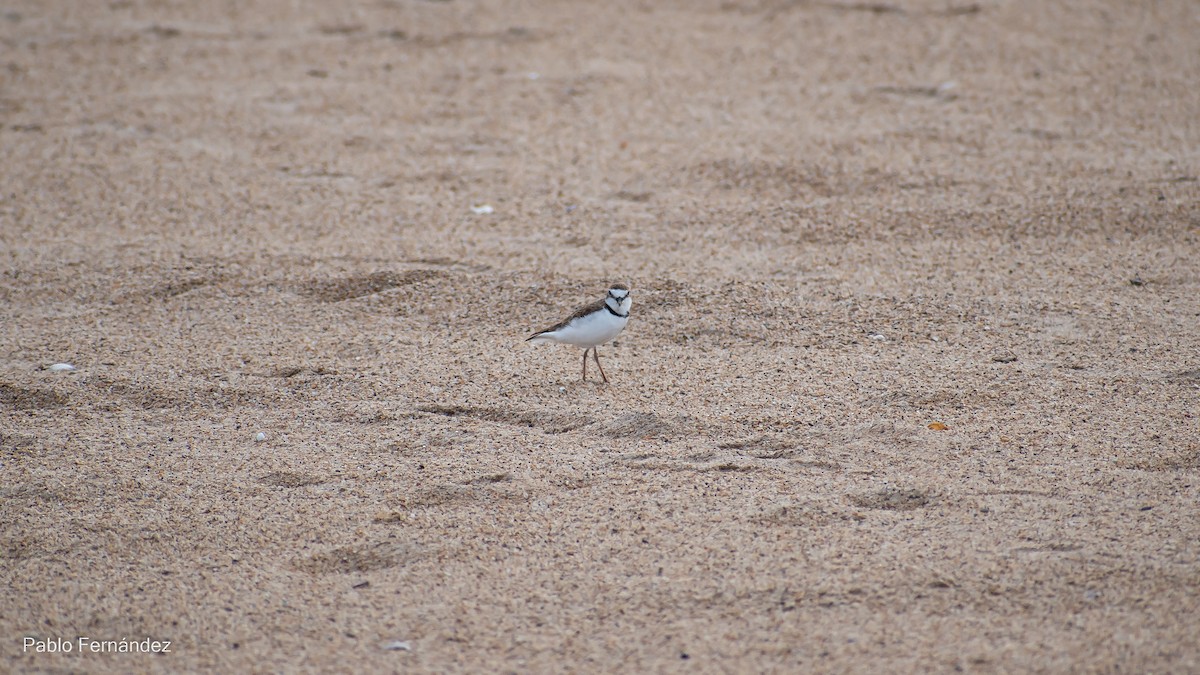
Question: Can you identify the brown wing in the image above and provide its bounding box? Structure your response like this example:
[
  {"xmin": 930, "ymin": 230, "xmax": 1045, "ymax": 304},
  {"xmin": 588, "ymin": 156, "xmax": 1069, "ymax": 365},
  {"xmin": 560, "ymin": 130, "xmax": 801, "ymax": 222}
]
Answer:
[{"xmin": 526, "ymin": 297, "xmax": 606, "ymax": 339}]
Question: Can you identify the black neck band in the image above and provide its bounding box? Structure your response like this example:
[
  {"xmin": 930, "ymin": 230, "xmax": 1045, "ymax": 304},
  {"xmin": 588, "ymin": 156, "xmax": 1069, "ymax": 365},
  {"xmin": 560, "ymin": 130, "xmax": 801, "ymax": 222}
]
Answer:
[{"xmin": 605, "ymin": 302, "xmax": 628, "ymax": 318}]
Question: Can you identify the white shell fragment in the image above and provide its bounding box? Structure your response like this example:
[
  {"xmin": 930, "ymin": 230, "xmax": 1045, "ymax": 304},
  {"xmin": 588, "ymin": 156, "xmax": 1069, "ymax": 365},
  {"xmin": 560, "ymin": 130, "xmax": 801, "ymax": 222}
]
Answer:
[
  {"xmin": 381, "ymin": 640, "xmax": 411, "ymax": 651},
  {"xmin": 47, "ymin": 363, "xmax": 76, "ymax": 372},
  {"xmin": 470, "ymin": 204, "xmax": 494, "ymax": 215},
  {"xmin": 254, "ymin": 432, "xmax": 267, "ymax": 442}
]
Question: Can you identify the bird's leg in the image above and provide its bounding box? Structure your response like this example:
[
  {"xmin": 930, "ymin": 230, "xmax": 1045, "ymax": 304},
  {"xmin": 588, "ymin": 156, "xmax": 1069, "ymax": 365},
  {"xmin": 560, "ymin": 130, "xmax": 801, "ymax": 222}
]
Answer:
[
  {"xmin": 581, "ymin": 348, "xmax": 589, "ymax": 381},
  {"xmin": 593, "ymin": 347, "xmax": 609, "ymax": 383}
]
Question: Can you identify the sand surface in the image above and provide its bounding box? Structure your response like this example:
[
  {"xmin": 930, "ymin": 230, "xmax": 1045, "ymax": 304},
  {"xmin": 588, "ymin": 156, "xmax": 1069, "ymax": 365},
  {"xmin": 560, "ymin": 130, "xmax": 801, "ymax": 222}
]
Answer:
[{"xmin": 3, "ymin": 0, "xmax": 1199, "ymax": 672}]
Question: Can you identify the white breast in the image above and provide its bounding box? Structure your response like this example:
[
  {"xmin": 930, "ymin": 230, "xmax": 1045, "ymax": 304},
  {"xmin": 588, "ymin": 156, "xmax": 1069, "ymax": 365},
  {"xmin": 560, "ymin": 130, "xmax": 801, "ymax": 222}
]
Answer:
[{"xmin": 540, "ymin": 309, "xmax": 627, "ymax": 348}]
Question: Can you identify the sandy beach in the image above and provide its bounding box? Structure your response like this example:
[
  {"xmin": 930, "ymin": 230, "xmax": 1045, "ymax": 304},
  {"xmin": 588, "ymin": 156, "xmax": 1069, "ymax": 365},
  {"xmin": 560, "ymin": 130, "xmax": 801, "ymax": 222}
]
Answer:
[{"xmin": 3, "ymin": 0, "xmax": 1199, "ymax": 671}]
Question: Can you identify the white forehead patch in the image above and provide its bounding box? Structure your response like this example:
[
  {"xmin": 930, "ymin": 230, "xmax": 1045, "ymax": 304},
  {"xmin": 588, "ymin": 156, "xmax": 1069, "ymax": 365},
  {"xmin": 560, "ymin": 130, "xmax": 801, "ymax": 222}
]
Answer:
[{"xmin": 608, "ymin": 288, "xmax": 629, "ymax": 299}]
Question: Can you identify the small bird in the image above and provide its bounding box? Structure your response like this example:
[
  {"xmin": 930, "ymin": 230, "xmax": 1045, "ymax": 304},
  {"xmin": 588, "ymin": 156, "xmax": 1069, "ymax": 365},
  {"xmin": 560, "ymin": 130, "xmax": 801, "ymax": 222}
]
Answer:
[{"xmin": 526, "ymin": 283, "xmax": 632, "ymax": 382}]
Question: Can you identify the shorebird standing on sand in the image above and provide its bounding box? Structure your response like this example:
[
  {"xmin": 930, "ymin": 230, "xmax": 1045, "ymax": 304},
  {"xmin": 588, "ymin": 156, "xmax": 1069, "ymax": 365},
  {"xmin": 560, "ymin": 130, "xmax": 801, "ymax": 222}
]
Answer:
[{"xmin": 526, "ymin": 283, "xmax": 631, "ymax": 382}]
